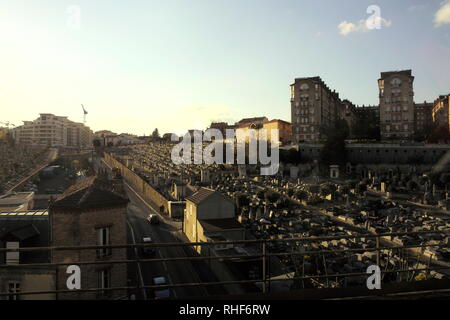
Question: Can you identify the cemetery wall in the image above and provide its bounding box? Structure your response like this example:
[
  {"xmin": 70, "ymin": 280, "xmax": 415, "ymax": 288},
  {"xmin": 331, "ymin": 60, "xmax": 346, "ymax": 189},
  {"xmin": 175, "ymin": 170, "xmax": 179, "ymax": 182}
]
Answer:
[
  {"xmin": 300, "ymin": 144, "xmax": 450, "ymax": 165},
  {"xmin": 103, "ymin": 153, "xmax": 170, "ymax": 214}
]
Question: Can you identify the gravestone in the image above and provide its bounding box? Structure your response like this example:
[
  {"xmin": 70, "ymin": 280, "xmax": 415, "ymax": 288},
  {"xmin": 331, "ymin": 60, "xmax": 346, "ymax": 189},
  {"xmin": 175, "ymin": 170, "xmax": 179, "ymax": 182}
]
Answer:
[
  {"xmin": 290, "ymin": 166, "xmax": 299, "ymax": 180},
  {"xmin": 201, "ymin": 169, "xmax": 211, "ymax": 183},
  {"xmin": 238, "ymin": 165, "xmax": 247, "ymax": 178},
  {"xmin": 330, "ymin": 165, "xmax": 339, "ymax": 179}
]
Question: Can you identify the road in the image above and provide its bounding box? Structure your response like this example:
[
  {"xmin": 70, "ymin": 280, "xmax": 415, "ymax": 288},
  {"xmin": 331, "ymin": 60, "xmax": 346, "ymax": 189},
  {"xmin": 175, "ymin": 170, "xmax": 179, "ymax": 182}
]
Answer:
[
  {"xmin": 125, "ymin": 183, "xmax": 209, "ymax": 299},
  {"xmin": 94, "ymin": 154, "xmax": 228, "ymax": 299}
]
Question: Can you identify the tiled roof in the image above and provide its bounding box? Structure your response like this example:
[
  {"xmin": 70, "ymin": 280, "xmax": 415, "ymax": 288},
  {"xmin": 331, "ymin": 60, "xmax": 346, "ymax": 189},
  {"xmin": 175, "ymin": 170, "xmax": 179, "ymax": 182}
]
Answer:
[
  {"xmin": 51, "ymin": 176, "xmax": 128, "ymax": 209},
  {"xmin": 237, "ymin": 117, "xmax": 268, "ymax": 124},
  {"xmin": 185, "ymin": 187, "xmax": 216, "ymax": 205}
]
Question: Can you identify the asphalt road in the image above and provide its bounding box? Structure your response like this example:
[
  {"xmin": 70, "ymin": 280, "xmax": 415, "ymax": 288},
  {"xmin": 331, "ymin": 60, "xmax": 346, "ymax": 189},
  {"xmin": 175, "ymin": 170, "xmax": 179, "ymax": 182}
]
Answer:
[{"xmin": 124, "ymin": 184, "xmax": 209, "ymax": 299}]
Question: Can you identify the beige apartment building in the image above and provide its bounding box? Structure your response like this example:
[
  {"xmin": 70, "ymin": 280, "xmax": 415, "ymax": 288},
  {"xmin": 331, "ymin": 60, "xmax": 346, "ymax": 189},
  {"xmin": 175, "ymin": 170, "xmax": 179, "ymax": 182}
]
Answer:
[
  {"xmin": 378, "ymin": 70, "xmax": 415, "ymax": 140},
  {"xmin": 12, "ymin": 113, "xmax": 93, "ymax": 148},
  {"xmin": 432, "ymin": 94, "xmax": 450, "ymax": 133},
  {"xmin": 291, "ymin": 77, "xmax": 341, "ymax": 142}
]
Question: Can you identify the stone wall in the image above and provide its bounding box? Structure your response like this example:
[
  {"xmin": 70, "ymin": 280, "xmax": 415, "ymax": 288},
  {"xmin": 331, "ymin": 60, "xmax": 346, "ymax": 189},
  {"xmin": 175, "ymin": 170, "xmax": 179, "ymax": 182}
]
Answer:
[
  {"xmin": 51, "ymin": 205, "xmax": 128, "ymax": 300},
  {"xmin": 300, "ymin": 143, "xmax": 450, "ymax": 165},
  {"xmin": 103, "ymin": 153, "xmax": 170, "ymax": 214}
]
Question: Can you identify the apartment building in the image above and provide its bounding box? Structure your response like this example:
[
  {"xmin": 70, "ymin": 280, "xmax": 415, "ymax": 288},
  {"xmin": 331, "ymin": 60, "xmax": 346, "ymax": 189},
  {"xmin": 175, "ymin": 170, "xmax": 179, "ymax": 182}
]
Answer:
[
  {"xmin": 291, "ymin": 77, "xmax": 341, "ymax": 142},
  {"xmin": 414, "ymin": 101, "xmax": 434, "ymax": 135},
  {"xmin": 378, "ymin": 70, "xmax": 415, "ymax": 140},
  {"xmin": 12, "ymin": 114, "xmax": 93, "ymax": 148},
  {"xmin": 340, "ymin": 100, "xmax": 357, "ymax": 127},
  {"xmin": 432, "ymin": 94, "xmax": 450, "ymax": 133},
  {"xmin": 289, "ymin": 70, "xmax": 450, "ymax": 143}
]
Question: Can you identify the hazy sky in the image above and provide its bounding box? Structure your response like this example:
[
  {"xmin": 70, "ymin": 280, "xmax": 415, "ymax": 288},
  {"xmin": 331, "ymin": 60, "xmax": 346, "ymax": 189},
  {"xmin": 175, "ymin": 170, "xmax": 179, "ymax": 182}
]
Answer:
[{"xmin": 1, "ymin": 0, "xmax": 450, "ymax": 135}]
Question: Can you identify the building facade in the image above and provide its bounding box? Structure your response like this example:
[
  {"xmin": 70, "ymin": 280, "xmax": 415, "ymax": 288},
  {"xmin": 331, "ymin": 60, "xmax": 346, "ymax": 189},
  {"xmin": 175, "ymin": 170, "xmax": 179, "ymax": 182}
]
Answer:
[
  {"xmin": 0, "ymin": 210, "xmax": 55, "ymax": 300},
  {"xmin": 12, "ymin": 114, "xmax": 93, "ymax": 148},
  {"xmin": 290, "ymin": 70, "xmax": 449, "ymax": 144},
  {"xmin": 432, "ymin": 94, "xmax": 450, "ymax": 133},
  {"xmin": 50, "ymin": 176, "xmax": 129, "ymax": 300},
  {"xmin": 291, "ymin": 77, "xmax": 341, "ymax": 143},
  {"xmin": 378, "ymin": 70, "xmax": 415, "ymax": 140},
  {"xmin": 414, "ymin": 101, "xmax": 433, "ymax": 136},
  {"xmin": 183, "ymin": 188, "xmax": 244, "ymax": 254}
]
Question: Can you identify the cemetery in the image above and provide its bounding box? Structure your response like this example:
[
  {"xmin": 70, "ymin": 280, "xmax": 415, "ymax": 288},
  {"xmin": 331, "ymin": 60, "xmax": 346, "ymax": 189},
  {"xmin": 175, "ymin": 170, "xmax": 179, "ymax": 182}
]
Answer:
[{"xmin": 105, "ymin": 142, "xmax": 450, "ymax": 289}]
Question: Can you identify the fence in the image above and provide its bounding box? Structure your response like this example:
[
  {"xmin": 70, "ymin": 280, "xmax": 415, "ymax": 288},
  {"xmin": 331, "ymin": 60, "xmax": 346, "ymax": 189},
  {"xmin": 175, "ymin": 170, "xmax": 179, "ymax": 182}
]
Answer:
[{"xmin": 1, "ymin": 230, "xmax": 450, "ymax": 299}]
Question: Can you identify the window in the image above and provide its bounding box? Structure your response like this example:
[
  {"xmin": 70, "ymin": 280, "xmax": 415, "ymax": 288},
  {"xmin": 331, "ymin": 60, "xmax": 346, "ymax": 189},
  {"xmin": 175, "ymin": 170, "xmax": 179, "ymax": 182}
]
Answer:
[
  {"xmin": 99, "ymin": 269, "xmax": 111, "ymax": 295},
  {"xmin": 6, "ymin": 242, "xmax": 19, "ymax": 265},
  {"xmin": 97, "ymin": 227, "xmax": 111, "ymax": 257},
  {"xmin": 300, "ymin": 83, "xmax": 309, "ymax": 91},
  {"xmin": 8, "ymin": 281, "xmax": 20, "ymax": 300}
]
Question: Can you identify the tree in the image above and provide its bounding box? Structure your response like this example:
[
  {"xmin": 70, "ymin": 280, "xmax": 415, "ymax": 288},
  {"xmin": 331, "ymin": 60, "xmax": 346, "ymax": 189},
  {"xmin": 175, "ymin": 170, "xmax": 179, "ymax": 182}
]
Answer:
[
  {"xmin": 320, "ymin": 119, "xmax": 349, "ymax": 167},
  {"xmin": 351, "ymin": 110, "xmax": 380, "ymax": 141},
  {"xmin": 151, "ymin": 128, "xmax": 160, "ymax": 142}
]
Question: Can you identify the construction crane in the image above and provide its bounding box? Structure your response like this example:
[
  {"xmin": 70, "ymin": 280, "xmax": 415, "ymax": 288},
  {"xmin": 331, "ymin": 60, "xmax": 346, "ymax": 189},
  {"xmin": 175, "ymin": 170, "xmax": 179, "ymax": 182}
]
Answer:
[{"xmin": 81, "ymin": 104, "xmax": 88, "ymax": 124}]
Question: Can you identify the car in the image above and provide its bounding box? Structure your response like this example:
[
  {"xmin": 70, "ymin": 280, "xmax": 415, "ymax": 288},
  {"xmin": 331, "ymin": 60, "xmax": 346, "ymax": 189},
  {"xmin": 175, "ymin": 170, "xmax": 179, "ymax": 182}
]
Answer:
[
  {"xmin": 141, "ymin": 236, "xmax": 155, "ymax": 256},
  {"xmin": 147, "ymin": 214, "xmax": 160, "ymax": 225},
  {"xmin": 153, "ymin": 276, "xmax": 170, "ymax": 299}
]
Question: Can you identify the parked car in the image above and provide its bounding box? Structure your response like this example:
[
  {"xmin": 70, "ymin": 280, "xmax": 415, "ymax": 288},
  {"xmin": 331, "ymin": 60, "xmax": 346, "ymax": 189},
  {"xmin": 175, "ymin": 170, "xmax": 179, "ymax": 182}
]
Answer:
[
  {"xmin": 147, "ymin": 214, "xmax": 160, "ymax": 225},
  {"xmin": 153, "ymin": 276, "xmax": 170, "ymax": 299}
]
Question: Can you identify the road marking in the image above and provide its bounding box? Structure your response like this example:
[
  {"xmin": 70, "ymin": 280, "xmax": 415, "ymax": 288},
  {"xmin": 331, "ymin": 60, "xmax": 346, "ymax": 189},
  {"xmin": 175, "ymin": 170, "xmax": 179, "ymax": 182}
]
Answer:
[{"xmin": 126, "ymin": 219, "xmax": 147, "ymax": 300}]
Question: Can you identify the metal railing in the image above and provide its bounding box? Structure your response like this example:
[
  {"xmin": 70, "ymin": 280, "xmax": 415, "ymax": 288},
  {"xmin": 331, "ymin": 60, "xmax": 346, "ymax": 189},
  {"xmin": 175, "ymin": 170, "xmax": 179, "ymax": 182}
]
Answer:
[{"xmin": 1, "ymin": 230, "xmax": 450, "ymax": 299}]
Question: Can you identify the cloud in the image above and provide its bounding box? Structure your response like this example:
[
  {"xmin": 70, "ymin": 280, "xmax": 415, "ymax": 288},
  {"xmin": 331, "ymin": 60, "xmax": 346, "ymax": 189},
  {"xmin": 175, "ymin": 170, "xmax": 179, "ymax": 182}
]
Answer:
[
  {"xmin": 434, "ymin": 1, "xmax": 450, "ymax": 27},
  {"xmin": 408, "ymin": 4, "xmax": 428, "ymax": 12},
  {"xmin": 338, "ymin": 17, "xmax": 391, "ymax": 36}
]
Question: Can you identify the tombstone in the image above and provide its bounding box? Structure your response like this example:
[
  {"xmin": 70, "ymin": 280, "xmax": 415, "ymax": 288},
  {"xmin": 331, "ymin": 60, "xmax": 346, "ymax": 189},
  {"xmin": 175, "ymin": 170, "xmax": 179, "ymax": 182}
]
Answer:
[
  {"xmin": 346, "ymin": 162, "xmax": 352, "ymax": 175},
  {"xmin": 248, "ymin": 208, "xmax": 254, "ymax": 220},
  {"xmin": 238, "ymin": 165, "xmax": 247, "ymax": 178},
  {"xmin": 330, "ymin": 165, "xmax": 339, "ymax": 179},
  {"xmin": 361, "ymin": 168, "xmax": 367, "ymax": 179},
  {"xmin": 255, "ymin": 207, "xmax": 262, "ymax": 220},
  {"xmin": 290, "ymin": 166, "xmax": 299, "ymax": 180},
  {"xmin": 201, "ymin": 169, "xmax": 211, "ymax": 184}
]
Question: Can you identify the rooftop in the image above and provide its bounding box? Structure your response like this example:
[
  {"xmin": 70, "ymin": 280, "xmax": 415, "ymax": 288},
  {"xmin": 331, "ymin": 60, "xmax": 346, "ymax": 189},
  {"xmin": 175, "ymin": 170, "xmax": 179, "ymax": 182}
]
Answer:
[
  {"xmin": 199, "ymin": 218, "xmax": 244, "ymax": 232},
  {"xmin": 50, "ymin": 176, "xmax": 128, "ymax": 209}
]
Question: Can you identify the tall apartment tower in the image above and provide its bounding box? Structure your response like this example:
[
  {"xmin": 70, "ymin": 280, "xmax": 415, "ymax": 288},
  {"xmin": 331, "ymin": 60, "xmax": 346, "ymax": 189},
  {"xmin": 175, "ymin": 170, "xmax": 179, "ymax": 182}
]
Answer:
[
  {"xmin": 378, "ymin": 70, "xmax": 415, "ymax": 140},
  {"xmin": 291, "ymin": 77, "xmax": 341, "ymax": 143}
]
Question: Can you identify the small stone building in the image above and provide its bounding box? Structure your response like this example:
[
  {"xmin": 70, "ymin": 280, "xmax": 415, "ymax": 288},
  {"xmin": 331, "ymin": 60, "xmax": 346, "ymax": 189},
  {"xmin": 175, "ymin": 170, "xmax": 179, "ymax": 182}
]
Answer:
[
  {"xmin": 183, "ymin": 188, "xmax": 244, "ymax": 254},
  {"xmin": 49, "ymin": 176, "xmax": 129, "ymax": 300}
]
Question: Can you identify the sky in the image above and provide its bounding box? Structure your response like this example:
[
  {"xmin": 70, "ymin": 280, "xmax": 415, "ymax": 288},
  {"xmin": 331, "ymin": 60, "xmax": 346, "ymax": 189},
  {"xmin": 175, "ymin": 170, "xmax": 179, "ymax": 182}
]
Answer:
[{"xmin": 1, "ymin": 0, "xmax": 450, "ymax": 136}]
